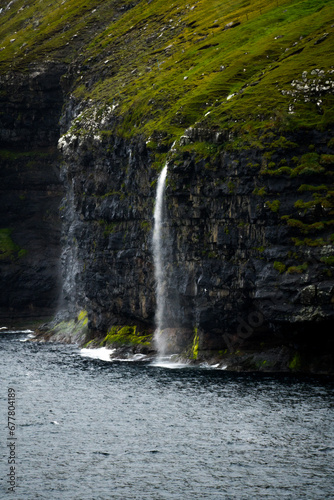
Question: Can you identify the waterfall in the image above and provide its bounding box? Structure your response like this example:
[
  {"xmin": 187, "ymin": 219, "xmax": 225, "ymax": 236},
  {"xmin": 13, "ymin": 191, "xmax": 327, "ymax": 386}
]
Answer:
[{"xmin": 152, "ymin": 164, "xmax": 168, "ymax": 354}]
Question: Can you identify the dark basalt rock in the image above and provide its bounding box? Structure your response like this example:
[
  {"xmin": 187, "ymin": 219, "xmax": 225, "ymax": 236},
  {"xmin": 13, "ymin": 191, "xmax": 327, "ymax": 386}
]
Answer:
[
  {"xmin": 0, "ymin": 63, "xmax": 65, "ymax": 324},
  {"xmin": 55, "ymin": 98, "xmax": 333, "ymax": 373},
  {"xmin": 0, "ymin": 62, "xmax": 333, "ymax": 373}
]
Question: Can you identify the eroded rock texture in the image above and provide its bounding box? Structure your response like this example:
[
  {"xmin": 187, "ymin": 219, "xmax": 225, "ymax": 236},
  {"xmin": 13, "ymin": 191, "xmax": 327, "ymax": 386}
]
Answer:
[
  {"xmin": 1, "ymin": 62, "xmax": 333, "ymax": 372},
  {"xmin": 57, "ymin": 103, "xmax": 333, "ymax": 370},
  {"xmin": 0, "ymin": 63, "xmax": 65, "ymax": 323}
]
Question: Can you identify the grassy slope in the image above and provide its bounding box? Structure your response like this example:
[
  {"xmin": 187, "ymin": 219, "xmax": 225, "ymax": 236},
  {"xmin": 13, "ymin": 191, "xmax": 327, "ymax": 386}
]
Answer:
[{"xmin": 1, "ymin": 0, "xmax": 333, "ymax": 146}]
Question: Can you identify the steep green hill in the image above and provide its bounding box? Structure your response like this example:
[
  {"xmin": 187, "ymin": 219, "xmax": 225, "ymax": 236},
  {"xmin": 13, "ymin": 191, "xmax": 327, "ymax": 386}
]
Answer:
[{"xmin": 1, "ymin": 0, "xmax": 333, "ymax": 146}]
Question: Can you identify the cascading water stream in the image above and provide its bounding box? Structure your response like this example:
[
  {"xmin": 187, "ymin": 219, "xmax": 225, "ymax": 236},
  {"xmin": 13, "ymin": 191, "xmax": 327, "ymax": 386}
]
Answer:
[{"xmin": 152, "ymin": 164, "xmax": 168, "ymax": 355}]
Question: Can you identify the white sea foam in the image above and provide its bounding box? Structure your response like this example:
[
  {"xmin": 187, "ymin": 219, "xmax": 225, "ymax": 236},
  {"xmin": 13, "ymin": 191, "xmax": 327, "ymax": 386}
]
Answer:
[
  {"xmin": 20, "ymin": 333, "xmax": 36, "ymax": 342},
  {"xmin": 199, "ymin": 362, "xmax": 220, "ymax": 369},
  {"xmin": 1, "ymin": 328, "xmax": 34, "ymax": 334},
  {"xmin": 152, "ymin": 358, "xmax": 229, "ymax": 370},
  {"xmin": 112, "ymin": 353, "xmax": 149, "ymax": 362},
  {"xmin": 151, "ymin": 356, "xmax": 190, "ymax": 369},
  {"xmin": 80, "ymin": 348, "xmax": 151, "ymax": 363},
  {"xmin": 80, "ymin": 347, "xmax": 115, "ymax": 362}
]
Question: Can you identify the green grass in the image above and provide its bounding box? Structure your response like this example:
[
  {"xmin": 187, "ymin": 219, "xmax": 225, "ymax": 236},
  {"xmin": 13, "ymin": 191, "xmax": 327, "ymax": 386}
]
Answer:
[
  {"xmin": 1, "ymin": 0, "xmax": 334, "ymax": 146},
  {"xmin": 0, "ymin": 0, "xmax": 133, "ymax": 68}
]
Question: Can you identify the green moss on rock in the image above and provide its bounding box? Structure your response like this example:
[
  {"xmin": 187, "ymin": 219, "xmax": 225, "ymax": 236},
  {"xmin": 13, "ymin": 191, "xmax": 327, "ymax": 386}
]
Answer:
[
  {"xmin": 191, "ymin": 329, "xmax": 199, "ymax": 360},
  {"xmin": 265, "ymin": 199, "xmax": 281, "ymax": 213},
  {"xmin": 0, "ymin": 228, "xmax": 27, "ymax": 260},
  {"xmin": 286, "ymin": 262, "xmax": 308, "ymax": 274},
  {"xmin": 101, "ymin": 325, "xmax": 152, "ymax": 348},
  {"xmin": 48, "ymin": 310, "xmax": 89, "ymax": 344},
  {"xmin": 273, "ymin": 261, "xmax": 286, "ymax": 273},
  {"xmin": 289, "ymin": 352, "xmax": 302, "ymax": 371}
]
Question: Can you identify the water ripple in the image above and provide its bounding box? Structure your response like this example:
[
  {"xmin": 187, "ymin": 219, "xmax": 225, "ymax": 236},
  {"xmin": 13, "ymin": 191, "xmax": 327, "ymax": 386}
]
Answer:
[{"xmin": 0, "ymin": 333, "xmax": 333, "ymax": 499}]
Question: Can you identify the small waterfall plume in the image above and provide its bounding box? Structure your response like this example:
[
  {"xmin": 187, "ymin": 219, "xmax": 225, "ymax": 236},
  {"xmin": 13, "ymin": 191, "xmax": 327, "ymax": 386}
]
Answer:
[{"xmin": 152, "ymin": 164, "xmax": 168, "ymax": 354}]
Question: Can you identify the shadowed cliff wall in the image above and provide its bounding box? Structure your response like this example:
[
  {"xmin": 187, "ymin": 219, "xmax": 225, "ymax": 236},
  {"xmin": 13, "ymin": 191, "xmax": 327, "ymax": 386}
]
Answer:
[{"xmin": 0, "ymin": 63, "xmax": 65, "ymax": 323}]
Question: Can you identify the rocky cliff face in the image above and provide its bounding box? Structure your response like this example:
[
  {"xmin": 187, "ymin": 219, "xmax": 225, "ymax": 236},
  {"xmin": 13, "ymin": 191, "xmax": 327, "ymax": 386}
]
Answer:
[
  {"xmin": 57, "ymin": 108, "xmax": 156, "ymax": 333},
  {"xmin": 166, "ymin": 128, "xmax": 334, "ymax": 361},
  {"xmin": 1, "ymin": 0, "xmax": 333, "ymax": 371},
  {"xmin": 0, "ymin": 63, "xmax": 65, "ymax": 323},
  {"xmin": 56, "ymin": 105, "xmax": 333, "ymax": 371}
]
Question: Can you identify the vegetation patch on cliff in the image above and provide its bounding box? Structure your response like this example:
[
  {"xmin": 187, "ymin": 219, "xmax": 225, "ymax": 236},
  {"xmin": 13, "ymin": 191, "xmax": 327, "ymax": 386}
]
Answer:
[
  {"xmin": 100, "ymin": 325, "xmax": 152, "ymax": 348},
  {"xmin": 0, "ymin": 228, "xmax": 27, "ymax": 260}
]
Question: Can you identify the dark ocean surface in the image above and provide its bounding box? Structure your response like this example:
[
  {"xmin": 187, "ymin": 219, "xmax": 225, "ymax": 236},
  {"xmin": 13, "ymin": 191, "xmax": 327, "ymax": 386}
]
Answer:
[{"xmin": 1, "ymin": 330, "xmax": 333, "ymax": 499}]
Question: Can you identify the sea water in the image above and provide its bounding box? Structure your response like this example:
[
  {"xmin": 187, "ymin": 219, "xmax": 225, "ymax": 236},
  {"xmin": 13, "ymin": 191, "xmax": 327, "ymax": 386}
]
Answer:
[{"xmin": 1, "ymin": 330, "xmax": 333, "ymax": 499}]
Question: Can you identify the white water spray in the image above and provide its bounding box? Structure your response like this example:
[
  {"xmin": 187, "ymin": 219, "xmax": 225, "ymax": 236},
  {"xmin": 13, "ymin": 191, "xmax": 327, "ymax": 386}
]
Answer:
[{"xmin": 152, "ymin": 164, "xmax": 168, "ymax": 353}]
